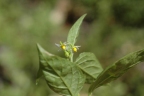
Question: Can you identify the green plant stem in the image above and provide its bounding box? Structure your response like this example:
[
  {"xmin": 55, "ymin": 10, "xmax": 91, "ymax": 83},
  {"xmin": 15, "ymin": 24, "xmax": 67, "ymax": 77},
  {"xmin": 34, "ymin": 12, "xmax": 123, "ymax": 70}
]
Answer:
[{"xmin": 70, "ymin": 53, "xmax": 73, "ymax": 62}]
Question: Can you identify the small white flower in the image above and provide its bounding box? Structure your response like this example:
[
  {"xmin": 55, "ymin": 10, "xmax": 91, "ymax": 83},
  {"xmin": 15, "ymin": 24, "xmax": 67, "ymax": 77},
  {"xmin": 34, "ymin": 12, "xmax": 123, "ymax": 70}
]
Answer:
[{"xmin": 55, "ymin": 41, "xmax": 68, "ymax": 50}]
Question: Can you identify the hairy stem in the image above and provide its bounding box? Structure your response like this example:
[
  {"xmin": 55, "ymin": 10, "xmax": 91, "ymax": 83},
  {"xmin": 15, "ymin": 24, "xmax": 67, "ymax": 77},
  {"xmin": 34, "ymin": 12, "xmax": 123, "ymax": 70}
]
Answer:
[{"xmin": 70, "ymin": 52, "xmax": 73, "ymax": 62}]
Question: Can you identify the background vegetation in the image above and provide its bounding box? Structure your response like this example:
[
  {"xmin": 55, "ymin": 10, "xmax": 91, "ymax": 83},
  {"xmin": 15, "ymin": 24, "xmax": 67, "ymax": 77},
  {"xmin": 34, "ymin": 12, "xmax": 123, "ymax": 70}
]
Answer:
[{"xmin": 0, "ymin": 0, "xmax": 144, "ymax": 96}]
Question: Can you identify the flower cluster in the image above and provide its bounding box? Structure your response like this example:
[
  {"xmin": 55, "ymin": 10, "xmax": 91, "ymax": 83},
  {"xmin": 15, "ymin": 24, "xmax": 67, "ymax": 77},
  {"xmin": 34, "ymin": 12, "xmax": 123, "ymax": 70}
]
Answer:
[{"xmin": 55, "ymin": 41, "xmax": 80, "ymax": 57}]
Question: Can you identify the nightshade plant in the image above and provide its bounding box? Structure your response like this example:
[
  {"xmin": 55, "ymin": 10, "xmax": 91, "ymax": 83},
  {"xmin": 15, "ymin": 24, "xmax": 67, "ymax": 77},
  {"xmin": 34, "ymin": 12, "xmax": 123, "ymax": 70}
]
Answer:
[{"xmin": 36, "ymin": 14, "xmax": 144, "ymax": 96}]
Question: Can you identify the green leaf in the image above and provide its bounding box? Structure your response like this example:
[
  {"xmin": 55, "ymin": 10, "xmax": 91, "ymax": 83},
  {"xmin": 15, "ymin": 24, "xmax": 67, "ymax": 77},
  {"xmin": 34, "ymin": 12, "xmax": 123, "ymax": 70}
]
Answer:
[
  {"xmin": 75, "ymin": 52, "xmax": 103, "ymax": 84},
  {"xmin": 88, "ymin": 49, "xmax": 144, "ymax": 96},
  {"xmin": 36, "ymin": 44, "xmax": 54, "ymax": 84},
  {"xmin": 67, "ymin": 14, "xmax": 86, "ymax": 45},
  {"xmin": 37, "ymin": 44, "xmax": 85, "ymax": 96}
]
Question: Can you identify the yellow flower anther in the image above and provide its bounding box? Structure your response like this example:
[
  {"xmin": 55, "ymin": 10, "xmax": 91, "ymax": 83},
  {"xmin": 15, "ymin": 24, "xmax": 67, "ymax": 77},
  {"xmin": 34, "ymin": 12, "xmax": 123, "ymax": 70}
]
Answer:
[
  {"xmin": 61, "ymin": 45, "xmax": 66, "ymax": 50},
  {"xmin": 73, "ymin": 47, "xmax": 77, "ymax": 52}
]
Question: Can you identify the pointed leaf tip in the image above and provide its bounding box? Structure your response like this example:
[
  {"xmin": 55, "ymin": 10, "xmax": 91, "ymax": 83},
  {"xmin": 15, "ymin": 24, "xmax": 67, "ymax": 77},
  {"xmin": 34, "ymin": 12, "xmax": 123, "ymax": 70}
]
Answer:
[
  {"xmin": 36, "ymin": 43, "xmax": 53, "ymax": 56},
  {"xmin": 67, "ymin": 14, "xmax": 87, "ymax": 45},
  {"xmin": 36, "ymin": 43, "xmax": 41, "ymax": 49},
  {"xmin": 36, "ymin": 43, "xmax": 42, "ymax": 52},
  {"xmin": 36, "ymin": 43, "xmax": 54, "ymax": 85},
  {"xmin": 36, "ymin": 79, "xmax": 39, "ymax": 85}
]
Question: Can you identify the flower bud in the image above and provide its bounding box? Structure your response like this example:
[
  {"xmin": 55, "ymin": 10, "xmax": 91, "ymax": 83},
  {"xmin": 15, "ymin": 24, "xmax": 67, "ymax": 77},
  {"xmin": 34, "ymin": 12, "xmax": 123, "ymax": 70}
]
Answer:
[{"xmin": 65, "ymin": 51, "xmax": 70, "ymax": 57}]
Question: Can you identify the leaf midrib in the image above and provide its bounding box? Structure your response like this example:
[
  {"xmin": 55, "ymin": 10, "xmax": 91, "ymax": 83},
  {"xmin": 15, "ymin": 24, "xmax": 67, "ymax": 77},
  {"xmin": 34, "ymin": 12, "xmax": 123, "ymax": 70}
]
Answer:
[{"xmin": 42, "ymin": 55, "xmax": 74, "ymax": 96}]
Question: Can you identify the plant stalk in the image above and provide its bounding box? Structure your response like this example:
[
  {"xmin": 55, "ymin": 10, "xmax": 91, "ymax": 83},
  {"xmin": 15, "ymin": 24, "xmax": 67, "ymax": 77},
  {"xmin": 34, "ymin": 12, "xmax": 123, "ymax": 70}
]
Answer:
[{"xmin": 70, "ymin": 52, "xmax": 73, "ymax": 62}]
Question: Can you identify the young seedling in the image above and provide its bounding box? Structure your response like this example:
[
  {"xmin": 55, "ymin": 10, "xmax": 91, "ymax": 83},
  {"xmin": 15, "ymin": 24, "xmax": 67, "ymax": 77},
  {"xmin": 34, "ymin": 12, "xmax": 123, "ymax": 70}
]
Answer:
[{"xmin": 36, "ymin": 14, "xmax": 144, "ymax": 96}]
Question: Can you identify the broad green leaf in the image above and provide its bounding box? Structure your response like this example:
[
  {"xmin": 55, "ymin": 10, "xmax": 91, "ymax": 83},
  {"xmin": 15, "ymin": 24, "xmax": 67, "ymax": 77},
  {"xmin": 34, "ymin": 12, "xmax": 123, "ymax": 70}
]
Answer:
[
  {"xmin": 37, "ymin": 44, "xmax": 86, "ymax": 96},
  {"xmin": 67, "ymin": 14, "xmax": 86, "ymax": 45},
  {"xmin": 36, "ymin": 44, "xmax": 54, "ymax": 84},
  {"xmin": 75, "ymin": 52, "xmax": 103, "ymax": 84},
  {"xmin": 89, "ymin": 49, "xmax": 144, "ymax": 96}
]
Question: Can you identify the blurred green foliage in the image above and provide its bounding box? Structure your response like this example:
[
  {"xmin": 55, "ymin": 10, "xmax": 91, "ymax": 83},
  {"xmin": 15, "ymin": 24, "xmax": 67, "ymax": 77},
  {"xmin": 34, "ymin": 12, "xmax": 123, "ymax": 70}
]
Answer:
[{"xmin": 0, "ymin": 0, "xmax": 144, "ymax": 96}]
